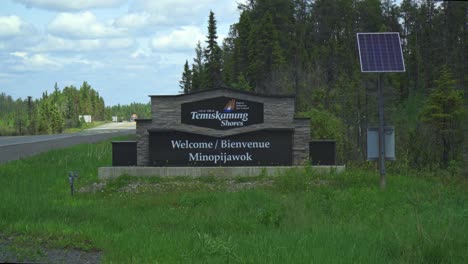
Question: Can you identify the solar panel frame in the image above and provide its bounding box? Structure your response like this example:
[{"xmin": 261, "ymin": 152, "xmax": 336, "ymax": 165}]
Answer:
[{"xmin": 357, "ymin": 32, "xmax": 406, "ymax": 73}]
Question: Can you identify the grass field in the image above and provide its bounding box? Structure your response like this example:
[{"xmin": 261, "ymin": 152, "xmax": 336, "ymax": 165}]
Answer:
[{"xmin": 0, "ymin": 138, "xmax": 467, "ymax": 263}]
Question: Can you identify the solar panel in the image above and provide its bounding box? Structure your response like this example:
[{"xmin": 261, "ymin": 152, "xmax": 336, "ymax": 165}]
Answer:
[{"xmin": 357, "ymin": 32, "xmax": 405, "ymax": 72}]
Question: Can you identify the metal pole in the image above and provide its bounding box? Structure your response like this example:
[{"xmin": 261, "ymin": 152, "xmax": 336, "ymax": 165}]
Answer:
[
  {"xmin": 68, "ymin": 171, "xmax": 78, "ymax": 196},
  {"xmin": 69, "ymin": 171, "xmax": 74, "ymax": 196},
  {"xmin": 378, "ymin": 74, "xmax": 386, "ymax": 189}
]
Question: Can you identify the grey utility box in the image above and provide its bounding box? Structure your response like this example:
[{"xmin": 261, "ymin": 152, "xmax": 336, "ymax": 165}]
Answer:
[{"xmin": 367, "ymin": 126, "xmax": 395, "ymax": 161}]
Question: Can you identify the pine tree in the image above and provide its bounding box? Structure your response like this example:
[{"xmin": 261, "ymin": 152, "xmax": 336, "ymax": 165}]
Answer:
[
  {"xmin": 50, "ymin": 103, "xmax": 64, "ymax": 133},
  {"xmin": 233, "ymin": 12, "xmax": 252, "ymax": 83},
  {"xmin": 192, "ymin": 41, "xmax": 206, "ymax": 91},
  {"xmin": 420, "ymin": 67, "xmax": 464, "ymax": 167},
  {"xmin": 248, "ymin": 12, "xmax": 286, "ymax": 93},
  {"xmin": 38, "ymin": 99, "xmax": 51, "ymax": 134},
  {"xmin": 231, "ymin": 74, "xmax": 252, "ymax": 91},
  {"xmin": 52, "ymin": 82, "xmax": 60, "ymax": 103},
  {"xmin": 179, "ymin": 60, "xmax": 192, "ymax": 94},
  {"xmin": 221, "ymin": 31, "xmax": 236, "ymax": 86},
  {"xmin": 400, "ymin": 0, "xmax": 419, "ymax": 97},
  {"xmin": 204, "ymin": 11, "xmax": 223, "ymax": 90}
]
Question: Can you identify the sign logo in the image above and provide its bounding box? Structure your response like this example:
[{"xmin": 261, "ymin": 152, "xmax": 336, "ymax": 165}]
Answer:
[
  {"xmin": 224, "ymin": 99, "xmax": 236, "ymax": 112},
  {"xmin": 181, "ymin": 97, "xmax": 263, "ymax": 130}
]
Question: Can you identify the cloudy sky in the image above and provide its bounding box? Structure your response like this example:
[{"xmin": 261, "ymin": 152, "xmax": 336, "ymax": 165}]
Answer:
[{"xmin": 0, "ymin": 0, "xmax": 245, "ymax": 105}]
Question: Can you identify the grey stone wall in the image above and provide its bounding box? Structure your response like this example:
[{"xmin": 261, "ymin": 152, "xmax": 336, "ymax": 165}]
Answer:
[
  {"xmin": 137, "ymin": 88, "xmax": 310, "ymax": 166},
  {"xmin": 136, "ymin": 119, "xmax": 151, "ymax": 166},
  {"xmin": 292, "ymin": 118, "xmax": 310, "ymax": 165}
]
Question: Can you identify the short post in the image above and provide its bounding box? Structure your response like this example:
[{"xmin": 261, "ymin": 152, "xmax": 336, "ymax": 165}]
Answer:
[{"xmin": 68, "ymin": 171, "xmax": 79, "ymax": 196}]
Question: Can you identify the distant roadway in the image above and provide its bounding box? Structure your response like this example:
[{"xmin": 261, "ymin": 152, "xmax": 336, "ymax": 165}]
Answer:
[{"xmin": 0, "ymin": 122, "xmax": 136, "ymax": 164}]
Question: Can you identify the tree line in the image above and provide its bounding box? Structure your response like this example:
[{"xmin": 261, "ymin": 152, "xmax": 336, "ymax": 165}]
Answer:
[
  {"xmin": 180, "ymin": 0, "xmax": 466, "ymax": 169},
  {"xmin": 0, "ymin": 82, "xmax": 150, "ymax": 136},
  {"xmin": 106, "ymin": 102, "xmax": 151, "ymax": 122}
]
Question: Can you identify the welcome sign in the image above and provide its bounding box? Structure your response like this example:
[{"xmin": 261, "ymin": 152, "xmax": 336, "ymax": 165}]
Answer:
[
  {"xmin": 181, "ymin": 97, "xmax": 264, "ymax": 130},
  {"xmin": 149, "ymin": 129, "xmax": 292, "ymax": 166}
]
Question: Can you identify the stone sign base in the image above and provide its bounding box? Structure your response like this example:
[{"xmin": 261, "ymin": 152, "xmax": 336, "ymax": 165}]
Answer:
[{"xmin": 98, "ymin": 166, "xmax": 345, "ymax": 180}]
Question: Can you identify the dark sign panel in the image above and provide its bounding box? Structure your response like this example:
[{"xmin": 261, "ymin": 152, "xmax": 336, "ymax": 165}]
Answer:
[
  {"xmin": 181, "ymin": 97, "xmax": 264, "ymax": 130},
  {"xmin": 112, "ymin": 141, "xmax": 137, "ymax": 166},
  {"xmin": 149, "ymin": 129, "xmax": 292, "ymax": 166},
  {"xmin": 309, "ymin": 140, "xmax": 336, "ymax": 165}
]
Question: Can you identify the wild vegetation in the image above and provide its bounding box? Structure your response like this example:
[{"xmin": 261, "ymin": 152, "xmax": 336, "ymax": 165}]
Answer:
[
  {"xmin": 1, "ymin": 1, "xmax": 465, "ymax": 262},
  {"xmin": 0, "ymin": 82, "xmax": 105, "ymax": 135},
  {"xmin": 0, "ymin": 139, "xmax": 466, "ymax": 263},
  {"xmin": 179, "ymin": 0, "xmax": 466, "ymax": 170},
  {"xmin": 0, "ymin": 82, "xmax": 150, "ymax": 136}
]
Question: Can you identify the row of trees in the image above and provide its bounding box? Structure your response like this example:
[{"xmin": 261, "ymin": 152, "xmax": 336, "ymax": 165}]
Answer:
[
  {"xmin": 180, "ymin": 0, "xmax": 466, "ymax": 169},
  {"xmin": 106, "ymin": 103, "xmax": 151, "ymax": 122},
  {"xmin": 0, "ymin": 82, "xmax": 144, "ymax": 136},
  {"xmin": 0, "ymin": 82, "xmax": 151, "ymax": 136},
  {"xmin": 0, "ymin": 82, "xmax": 106, "ymax": 135}
]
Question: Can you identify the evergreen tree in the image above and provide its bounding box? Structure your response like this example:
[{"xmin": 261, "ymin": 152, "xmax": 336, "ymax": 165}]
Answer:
[
  {"xmin": 204, "ymin": 11, "xmax": 223, "ymax": 90},
  {"xmin": 231, "ymin": 74, "xmax": 252, "ymax": 91},
  {"xmin": 38, "ymin": 99, "xmax": 51, "ymax": 134},
  {"xmin": 420, "ymin": 67, "xmax": 464, "ymax": 167},
  {"xmin": 440, "ymin": 1, "xmax": 466, "ymax": 92},
  {"xmin": 400, "ymin": 0, "xmax": 419, "ymax": 98},
  {"xmin": 179, "ymin": 60, "xmax": 193, "ymax": 94},
  {"xmin": 50, "ymin": 103, "xmax": 64, "ymax": 133},
  {"xmin": 233, "ymin": 11, "xmax": 252, "ymax": 83},
  {"xmin": 191, "ymin": 41, "xmax": 206, "ymax": 91},
  {"xmin": 248, "ymin": 12, "xmax": 287, "ymax": 93},
  {"xmin": 221, "ymin": 27, "xmax": 236, "ymax": 86},
  {"xmin": 0, "ymin": 81, "xmax": 137, "ymax": 135},
  {"xmin": 105, "ymin": 102, "xmax": 151, "ymax": 121},
  {"xmin": 52, "ymin": 82, "xmax": 60, "ymax": 103},
  {"xmin": 418, "ymin": 0, "xmax": 439, "ymax": 91}
]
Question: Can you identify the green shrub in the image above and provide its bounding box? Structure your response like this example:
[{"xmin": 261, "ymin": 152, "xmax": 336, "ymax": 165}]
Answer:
[{"xmin": 296, "ymin": 108, "xmax": 347, "ymax": 163}]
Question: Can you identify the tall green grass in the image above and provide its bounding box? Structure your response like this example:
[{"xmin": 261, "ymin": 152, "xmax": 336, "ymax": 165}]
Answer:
[{"xmin": 0, "ymin": 139, "xmax": 467, "ymax": 263}]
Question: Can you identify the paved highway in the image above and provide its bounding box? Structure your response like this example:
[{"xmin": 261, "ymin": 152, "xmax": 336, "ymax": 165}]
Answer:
[{"xmin": 0, "ymin": 122, "xmax": 136, "ymax": 164}]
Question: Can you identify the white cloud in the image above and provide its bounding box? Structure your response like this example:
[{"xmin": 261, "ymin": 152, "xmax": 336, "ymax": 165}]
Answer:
[
  {"xmin": 28, "ymin": 53, "xmax": 59, "ymax": 66},
  {"xmin": 0, "ymin": 15, "xmax": 36, "ymax": 39},
  {"xmin": 132, "ymin": 0, "xmax": 216, "ymax": 17},
  {"xmin": 13, "ymin": 0, "xmax": 127, "ymax": 11},
  {"xmin": 114, "ymin": 0, "xmax": 241, "ymax": 31},
  {"xmin": 105, "ymin": 0, "xmax": 248, "ymax": 45},
  {"xmin": 6, "ymin": 50, "xmax": 109, "ymax": 74},
  {"xmin": 32, "ymin": 35, "xmax": 99, "ymax": 51},
  {"xmin": 10, "ymin": 51, "xmax": 28, "ymax": 59},
  {"xmin": 150, "ymin": 26, "xmax": 205, "ymax": 52},
  {"xmin": 8, "ymin": 51, "xmax": 61, "ymax": 72},
  {"xmin": 29, "ymin": 35, "xmax": 135, "ymax": 52},
  {"xmin": 130, "ymin": 49, "xmax": 149, "ymax": 59},
  {"xmin": 113, "ymin": 12, "xmax": 152, "ymax": 30},
  {"xmin": 48, "ymin": 11, "xmax": 123, "ymax": 39},
  {"xmin": 106, "ymin": 38, "xmax": 135, "ymax": 49},
  {"xmin": 58, "ymin": 56, "xmax": 105, "ymax": 68}
]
